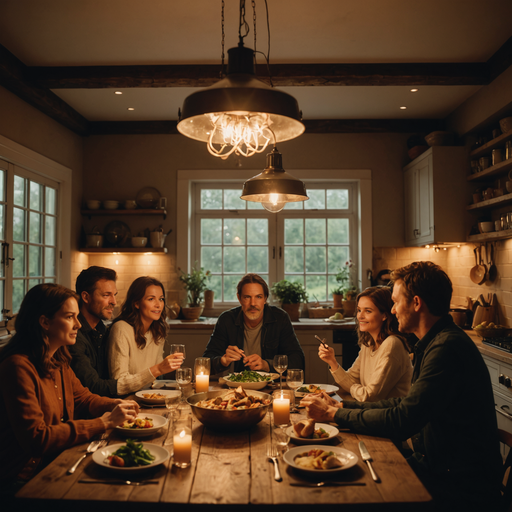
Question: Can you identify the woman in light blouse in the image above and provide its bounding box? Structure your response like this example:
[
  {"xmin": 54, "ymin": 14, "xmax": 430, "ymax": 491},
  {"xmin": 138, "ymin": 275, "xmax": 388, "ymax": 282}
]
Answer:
[
  {"xmin": 319, "ymin": 286, "xmax": 412, "ymax": 402},
  {"xmin": 108, "ymin": 276, "xmax": 183, "ymax": 393}
]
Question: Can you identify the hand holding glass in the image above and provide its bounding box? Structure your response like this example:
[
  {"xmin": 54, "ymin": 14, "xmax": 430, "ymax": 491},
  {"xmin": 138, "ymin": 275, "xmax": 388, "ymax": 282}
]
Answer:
[
  {"xmin": 170, "ymin": 344, "xmax": 186, "ymax": 362},
  {"xmin": 273, "ymin": 355, "xmax": 288, "ymax": 390}
]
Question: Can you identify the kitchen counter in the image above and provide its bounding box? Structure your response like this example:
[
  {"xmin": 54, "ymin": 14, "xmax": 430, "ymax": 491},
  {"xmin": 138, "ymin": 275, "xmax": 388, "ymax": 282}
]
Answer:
[
  {"xmin": 466, "ymin": 330, "xmax": 512, "ymax": 365},
  {"xmin": 167, "ymin": 317, "xmax": 356, "ymax": 331}
]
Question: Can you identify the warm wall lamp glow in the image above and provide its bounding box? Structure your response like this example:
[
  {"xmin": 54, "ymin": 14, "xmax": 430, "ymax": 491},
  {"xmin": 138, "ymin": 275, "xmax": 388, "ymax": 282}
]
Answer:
[
  {"xmin": 241, "ymin": 147, "xmax": 308, "ymax": 213},
  {"xmin": 177, "ymin": 0, "xmax": 304, "ymax": 160}
]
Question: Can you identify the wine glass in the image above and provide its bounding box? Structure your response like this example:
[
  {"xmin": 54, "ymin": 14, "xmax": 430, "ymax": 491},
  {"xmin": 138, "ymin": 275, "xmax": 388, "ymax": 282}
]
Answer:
[
  {"xmin": 273, "ymin": 355, "xmax": 288, "ymax": 390},
  {"xmin": 164, "ymin": 391, "xmax": 181, "ymax": 420},
  {"xmin": 286, "ymin": 369, "xmax": 304, "ymax": 412},
  {"xmin": 176, "ymin": 367, "xmax": 192, "ymax": 402},
  {"xmin": 170, "ymin": 344, "xmax": 186, "ymax": 363}
]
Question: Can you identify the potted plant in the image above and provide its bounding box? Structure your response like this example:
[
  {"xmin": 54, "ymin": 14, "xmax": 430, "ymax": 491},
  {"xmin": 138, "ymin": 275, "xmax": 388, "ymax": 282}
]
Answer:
[
  {"xmin": 332, "ymin": 261, "xmax": 352, "ymax": 308},
  {"xmin": 178, "ymin": 264, "xmax": 211, "ymax": 321},
  {"xmin": 270, "ymin": 280, "xmax": 308, "ymax": 321},
  {"xmin": 333, "ymin": 261, "xmax": 359, "ymax": 316}
]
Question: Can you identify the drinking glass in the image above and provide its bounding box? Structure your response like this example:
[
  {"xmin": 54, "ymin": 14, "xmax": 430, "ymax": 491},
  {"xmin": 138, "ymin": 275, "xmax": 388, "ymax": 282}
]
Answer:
[
  {"xmin": 176, "ymin": 367, "xmax": 192, "ymax": 402},
  {"xmin": 273, "ymin": 424, "xmax": 290, "ymax": 455},
  {"xmin": 170, "ymin": 344, "xmax": 186, "ymax": 363},
  {"xmin": 273, "ymin": 355, "xmax": 288, "ymax": 390},
  {"xmin": 164, "ymin": 391, "xmax": 182, "ymax": 421},
  {"xmin": 286, "ymin": 369, "xmax": 304, "ymax": 412}
]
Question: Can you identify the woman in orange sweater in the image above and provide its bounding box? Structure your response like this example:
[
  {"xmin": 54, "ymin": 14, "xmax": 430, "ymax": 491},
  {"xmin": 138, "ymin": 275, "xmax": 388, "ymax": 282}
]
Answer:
[{"xmin": 0, "ymin": 283, "xmax": 139, "ymax": 489}]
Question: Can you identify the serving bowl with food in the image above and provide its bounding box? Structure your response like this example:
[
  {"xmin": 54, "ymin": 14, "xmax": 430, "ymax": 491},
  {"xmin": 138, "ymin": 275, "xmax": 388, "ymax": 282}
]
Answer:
[
  {"xmin": 283, "ymin": 445, "xmax": 358, "ymax": 474},
  {"xmin": 135, "ymin": 389, "xmax": 181, "ymax": 405},
  {"xmin": 221, "ymin": 369, "xmax": 279, "ymax": 390},
  {"xmin": 115, "ymin": 413, "xmax": 168, "ymax": 437},
  {"xmin": 286, "ymin": 419, "xmax": 339, "ymax": 444},
  {"xmin": 187, "ymin": 386, "xmax": 271, "ymax": 431},
  {"xmin": 93, "ymin": 439, "xmax": 169, "ymax": 472}
]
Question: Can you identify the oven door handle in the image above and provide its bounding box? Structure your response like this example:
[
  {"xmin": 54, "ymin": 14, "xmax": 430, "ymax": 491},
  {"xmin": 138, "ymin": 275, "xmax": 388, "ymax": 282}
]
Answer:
[{"xmin": 496, "ymin": 404, "xmax": 512, "ymax": 420}]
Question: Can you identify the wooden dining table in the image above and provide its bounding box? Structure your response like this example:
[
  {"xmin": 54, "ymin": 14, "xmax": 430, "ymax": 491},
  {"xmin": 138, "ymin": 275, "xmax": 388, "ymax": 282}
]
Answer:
[{"xmin": 16, "ymin": 384, "xmax": 432, "ymax": 511}]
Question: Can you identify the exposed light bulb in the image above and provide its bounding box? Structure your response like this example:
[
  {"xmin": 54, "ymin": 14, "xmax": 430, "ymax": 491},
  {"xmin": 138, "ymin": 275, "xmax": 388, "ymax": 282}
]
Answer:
[
  {"xmin": 262, "ymin": 193, "xmax": 286, "ymax": 213},
  {"xmin": 207, "ymin": 112, "xmax": 273, "ymax": 159}
]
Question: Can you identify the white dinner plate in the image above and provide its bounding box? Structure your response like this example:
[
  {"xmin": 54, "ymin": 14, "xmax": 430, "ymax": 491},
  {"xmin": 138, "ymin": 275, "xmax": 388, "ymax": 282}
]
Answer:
[
  {"xmin": 92, "ymin": 442, "xmax": 170, "ymax": 472},
  {"xmin": 283, "ymin": 445, "xmax": 358, "ymax": 474},
  {"xmin": 324, "ymin": 318, "xmax": 352, "ymax": 323},
  {"xmin": 222, "ymin": 371, "xmax": 279, "ymax": 390},
  {"xmin": 295, "ymin": 384, "xmax": 339, "ymax": 397},
  {"xmin": 136, "ymin": 389, "xmax": 181, "ymax": 405},
  {"xmin": 286, "ymin": 423, "xmax": 339, "ymax": 444},
  {"xmin": 115, "ymin": 413, "xmax": 168, "ymax": 437}
]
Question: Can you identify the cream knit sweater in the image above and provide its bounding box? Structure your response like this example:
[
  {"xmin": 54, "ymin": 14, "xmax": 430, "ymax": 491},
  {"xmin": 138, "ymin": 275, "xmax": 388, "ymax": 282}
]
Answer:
[{"xmin": 108, "ymin": 320, "xmax": 164, "ymax": 395}]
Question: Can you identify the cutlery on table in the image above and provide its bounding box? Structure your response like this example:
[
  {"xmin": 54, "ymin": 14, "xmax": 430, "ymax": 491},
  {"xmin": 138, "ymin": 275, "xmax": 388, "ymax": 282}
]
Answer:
[
  {"xmin": 79, "ymin": 480, "xmax": 158, "ymax": 486},
  {"xmin": 67, "ymin": 437, "xmax": 106, "ymax": 474},
  {"xmin": 267, "ymin": 444, "xmax": 282, "ymax": 482},
  {"xmin": 290, "ymin": 481, "xmax": 366, "ymax": 487},
  {"xmin": 359, "ymin": 441, "xmax": 379, "ymax": 482}
]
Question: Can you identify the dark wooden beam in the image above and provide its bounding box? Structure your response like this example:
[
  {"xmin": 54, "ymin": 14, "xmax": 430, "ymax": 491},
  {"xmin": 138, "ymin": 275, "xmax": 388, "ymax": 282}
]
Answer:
[
  {"xmin": 487, "ymin": 36, "xmax": 512, "ymax": 82},
  {"xmin": 0, "ymin": 44, "xmax": 89, "ymax": 135},
  {"xmin": 89, "ymin": 121, "xmax": 179, "ymax": 135},
  {"xmin": 29, "ymin": 62, "xmax": 489, "ymax": 89}
]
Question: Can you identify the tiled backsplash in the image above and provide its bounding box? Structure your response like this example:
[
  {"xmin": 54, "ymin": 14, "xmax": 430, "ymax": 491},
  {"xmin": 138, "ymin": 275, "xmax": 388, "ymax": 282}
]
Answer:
[{"xmin": 374, "ymin": 241, "xmax": 512, "ymax": 327}]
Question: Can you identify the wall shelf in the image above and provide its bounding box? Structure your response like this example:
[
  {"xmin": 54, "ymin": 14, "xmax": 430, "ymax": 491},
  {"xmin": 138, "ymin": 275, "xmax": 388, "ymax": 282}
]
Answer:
[
  {"xmin": 79, "ymin": 247, "xmax": 168, "ymax": 254},
  {"xmin": 467, "ymin": 229, "xmax": 512, "ymax": 243},
  {"xmin": 469, "ymin": 129, "xmax": 512, "ymax": 159},
  {"xmin": 81, "ymin": 209, "xmax": 167, "ymax": 220},
  {"xmin": 467, "ymin": 158, "xmax": 512, "ymax": 182},
  {"xmin": 467, "ymin": 192, "xmax": 512, "ymax": 212}
]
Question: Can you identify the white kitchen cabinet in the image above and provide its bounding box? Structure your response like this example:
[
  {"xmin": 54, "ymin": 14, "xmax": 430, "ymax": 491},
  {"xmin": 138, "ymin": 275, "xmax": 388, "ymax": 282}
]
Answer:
[{"xmin": 403, "ymin": 147, "xmax": 468, "ymax": 246}]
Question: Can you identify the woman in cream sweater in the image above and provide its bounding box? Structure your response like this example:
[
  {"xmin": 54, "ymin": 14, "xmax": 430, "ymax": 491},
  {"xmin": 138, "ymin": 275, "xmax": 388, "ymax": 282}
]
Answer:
[
  {"xmin": 319, "ymin": 286, "xmax": 412, "ymax": 402},
  {"xmin": 108, "ymin": 276, "xmax": 183, "ymax": 394}
]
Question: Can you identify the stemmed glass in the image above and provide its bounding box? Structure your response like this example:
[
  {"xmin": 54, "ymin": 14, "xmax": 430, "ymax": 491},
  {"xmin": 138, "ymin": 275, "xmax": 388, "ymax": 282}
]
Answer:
[
  {"xmin": 286, "ymin": 369, "xmax": 304, "ymax": 412},
  {"xmin": 176, "ymin": 367, "xmax": 192, "ymax": 402},
  {"xmin": 273, "ymin": 355, "xmax": 288, "ymax": 390}
]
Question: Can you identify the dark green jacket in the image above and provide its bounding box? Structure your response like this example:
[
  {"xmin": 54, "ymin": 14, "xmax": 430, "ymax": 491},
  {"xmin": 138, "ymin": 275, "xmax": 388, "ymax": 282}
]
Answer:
[
  {"xmin": 335, "ymin": 315, "xmax": 501, "ymax": 501},
  {"xmin": 203, "ymin": 304, "xmax": 305, "ymax": 375}
]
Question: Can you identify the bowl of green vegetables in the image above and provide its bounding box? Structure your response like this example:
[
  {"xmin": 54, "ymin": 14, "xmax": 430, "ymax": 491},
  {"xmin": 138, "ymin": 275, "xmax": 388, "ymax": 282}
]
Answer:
[{"xmin": 222, "ymin": 370, "xmax": 279, "ymax": 390}]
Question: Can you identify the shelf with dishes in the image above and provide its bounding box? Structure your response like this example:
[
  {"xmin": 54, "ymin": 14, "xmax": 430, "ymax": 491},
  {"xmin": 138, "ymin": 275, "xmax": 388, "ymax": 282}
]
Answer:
[
  {"xmin": 79, "ymin": 247, "xmax": 168, "ymax": 254},
  {"xmin": 81, "ymin": 209, "xmax": 167, "ymax": 219},
  {"xmin": 467, "ymin": 192, "xmax": 512, "ymax": 212},
  {"xmin": 467, "ymin": 157, "xmax": 512, "ymax": 182},
  {"xmin": 469, "ymin": 129, "xmax": 512, "ymax": 160},
  {"xmin": 467, "ymin": 228, "xmax": 512, "ymax": 243}
]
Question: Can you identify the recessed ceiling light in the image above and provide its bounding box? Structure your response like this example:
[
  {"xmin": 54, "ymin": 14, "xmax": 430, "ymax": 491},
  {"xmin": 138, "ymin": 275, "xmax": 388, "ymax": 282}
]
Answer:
[
  {"xmin": 400, "ymin": 106, "xmax": 407, "ymax": 110},
  {"xmin": 127, "ymin": 107, "xmax": 135, "ymax": 111},
  {"xmin": 114, "ymin": 91, "xmax": 123, "ymax": 95},
  {"xmin": 410, "ymin": 88, "xmax": 418, "ymax": 93}
]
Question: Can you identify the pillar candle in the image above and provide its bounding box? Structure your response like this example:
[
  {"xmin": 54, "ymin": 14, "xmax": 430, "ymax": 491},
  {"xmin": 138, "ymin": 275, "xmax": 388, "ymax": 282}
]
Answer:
[
  {"xmin": 273, "ymin": 398, "xmax": 290, "ymax": 425},
  {"xmin": 196, "ymin": 374, "xmax": 209, "ymax": 393},
  {"xmin": 173, "ymin": 429, "xmax": 192, "ymax": 465}
]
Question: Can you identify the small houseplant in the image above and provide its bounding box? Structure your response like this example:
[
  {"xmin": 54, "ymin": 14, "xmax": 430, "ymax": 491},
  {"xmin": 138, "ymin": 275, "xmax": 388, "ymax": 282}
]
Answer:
[
  {"xmin": 178, "ymin": 264, "xmax": 211, "ymax": 320},
  {"xmin": 332, "ymin": 261, "xmax": 358, "ymax": 315},
  {"xmin": 271, "ymin": 280, "xmax": 308, "ymax": 321}
]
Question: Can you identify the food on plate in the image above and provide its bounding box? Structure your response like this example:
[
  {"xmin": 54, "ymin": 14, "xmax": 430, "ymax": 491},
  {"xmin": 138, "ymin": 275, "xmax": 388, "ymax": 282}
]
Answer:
[
  {"xmin": 297, "ymin": 384, "xmax": 322, "ymax": 394},
  {"xmin": 294, "ymin": 418, "xmax": 315, "ymax": 438},
  {"xmin": 197, "ymin": 386, "xmax": 270, "ymax": 410},
  {"xmin": 329, "ymin": 312, "xmax": 344, "ymax": 320},
  {"xmin": 226, "ymin": 370, "xmax": 271, "ymax": 383},
  {"xmin": 293, "ymin": 419, "xmax": 330, "ymax": 439},
  {"xmin": 294, "ymin": 449, "xmax": 344, "ymax": 470},
  {"xmin": 121, "ymin": 416, "xmax": 154, "ymax": 429},
  {"xmin": 142, "ymin": 392, "xmax": 165, "ymax": 399},
  {"xmin": 108, "ymin": 439, "xmax": 156, "ymax": 467}
]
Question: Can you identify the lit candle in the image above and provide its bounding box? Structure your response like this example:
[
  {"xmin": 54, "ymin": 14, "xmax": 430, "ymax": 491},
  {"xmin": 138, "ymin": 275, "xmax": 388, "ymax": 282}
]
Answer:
[
  {"xmin": 173, "ymin": 429, "xmax": 192, "ymax": 466},
  {"xmin": 196, "ymin": 373, "xmax": 209, "ymax": 393},
  {"xmin": 273, "ymin": 397, "xmax": 290, "ymax": 425}
]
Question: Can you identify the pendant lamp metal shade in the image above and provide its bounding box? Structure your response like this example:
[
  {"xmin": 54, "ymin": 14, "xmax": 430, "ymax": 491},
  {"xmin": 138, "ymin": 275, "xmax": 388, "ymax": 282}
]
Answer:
[
  {"xmin": 241, "ymin": 147, "xmax": 308, "ymax": 213},
  {"xmin": 177, "ymin": 46, "xmax": 304, "ymax": 159}
]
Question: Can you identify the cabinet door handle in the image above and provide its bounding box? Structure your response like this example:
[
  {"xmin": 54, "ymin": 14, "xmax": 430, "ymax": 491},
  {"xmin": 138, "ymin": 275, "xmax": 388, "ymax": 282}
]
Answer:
[
  {"xmin": 495, "ymin": 404, "xmax": 512, "ymax": 419},
  {"xmin": 413, "ymin": 229, "xmax": 419, "ymax": 238}
]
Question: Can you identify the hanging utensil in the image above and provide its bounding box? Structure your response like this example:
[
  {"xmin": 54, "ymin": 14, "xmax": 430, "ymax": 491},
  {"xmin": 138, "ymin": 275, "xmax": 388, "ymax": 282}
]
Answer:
[
  {"xmin": 470, "ymin": 248, "xmax": 485, "ymax": 285},
  {"xmin": 488, "ymin": 242, "xmax": 498, "ymax": 282}
]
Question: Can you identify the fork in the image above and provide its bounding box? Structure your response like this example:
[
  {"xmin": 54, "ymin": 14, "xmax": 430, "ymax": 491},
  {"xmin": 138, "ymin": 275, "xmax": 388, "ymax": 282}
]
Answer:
[{"xmin": 267, "ymin": 443, "xmax": 282, "ymax": 482}]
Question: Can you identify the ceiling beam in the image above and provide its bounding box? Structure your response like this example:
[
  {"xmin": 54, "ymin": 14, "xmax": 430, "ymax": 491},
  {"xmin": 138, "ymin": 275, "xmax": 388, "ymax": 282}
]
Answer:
[{"xmin": 30, "ymin": 62, "xmax": 489, "ymax": 89}]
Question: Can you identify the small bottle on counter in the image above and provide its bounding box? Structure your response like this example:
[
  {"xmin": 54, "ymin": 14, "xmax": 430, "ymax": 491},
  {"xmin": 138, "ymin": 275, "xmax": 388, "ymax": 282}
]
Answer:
[{"xmin": 506, "ymin": 140, "xmax": 512, "ymax": 160}]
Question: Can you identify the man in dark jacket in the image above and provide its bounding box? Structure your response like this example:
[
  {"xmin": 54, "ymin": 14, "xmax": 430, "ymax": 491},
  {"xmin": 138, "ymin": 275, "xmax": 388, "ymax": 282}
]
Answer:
[
  {"xmin": 203, "ymin": 273, "xmax": 305, "ymax": 375},
  {"xmin": 302, "ymin": 261, "xmax": 502, "ymax": 510},
  {"xmin": 69, "ymin": 266, "xmax": 119, "ymax": 397}
]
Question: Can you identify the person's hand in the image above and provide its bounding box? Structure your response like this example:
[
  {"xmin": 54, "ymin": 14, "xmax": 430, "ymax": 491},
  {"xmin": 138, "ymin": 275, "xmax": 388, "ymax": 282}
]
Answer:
[
  {"xmin": 318, "ymin": 390, "xmax": 342, "ymax": 407},
  {"xmin": 102, "ymin": 400, "xmax": 139, "ymax": 429},
  {"xmin": 318, "ymin": 344, "xmax": 338, "ymax": 370},
  {"xmin": 243, "ymin": 354, "xmax": 269, "ymax": 371},
  {"xmin": 159, "ymin": 354, "xmax": 184, "ymax": 374},
  {"xmin": 300, "ymin": 395, "xmax": 338, "ymax": 422},
  {"xmin": 220, "ymin": 345, "xmax": 245, "ymax": 367}
]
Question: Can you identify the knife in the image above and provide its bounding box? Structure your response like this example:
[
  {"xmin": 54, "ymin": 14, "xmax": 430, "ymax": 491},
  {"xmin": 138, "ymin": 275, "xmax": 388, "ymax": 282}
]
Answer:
[
  {"xmin": 358, "ymin": 441, "xmax": 379, "ymax": 482},
  {"xmin": 290, "ymin": 482, "xmax": 366, "ymax": 487}
]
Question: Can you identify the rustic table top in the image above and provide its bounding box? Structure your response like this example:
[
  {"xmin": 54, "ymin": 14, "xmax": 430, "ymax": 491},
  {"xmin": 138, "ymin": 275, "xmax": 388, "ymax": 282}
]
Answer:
[{"xmin": 16, "ymin": 387, "xmax": 432, "ymax": 511}]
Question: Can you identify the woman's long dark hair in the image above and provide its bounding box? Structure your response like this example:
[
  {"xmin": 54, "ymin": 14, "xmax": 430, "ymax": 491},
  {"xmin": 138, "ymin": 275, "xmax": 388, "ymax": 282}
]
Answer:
[
  {"xmin": 115, "ymin": 276, "xmax": 167, "ymax": 349},
  {"xmin": 355, "ymin": 286, "xmax": 409, "ymax": 352},
  {"xmin": 0, "ymin": 284, "xmax": 78, "ymax": 377}
]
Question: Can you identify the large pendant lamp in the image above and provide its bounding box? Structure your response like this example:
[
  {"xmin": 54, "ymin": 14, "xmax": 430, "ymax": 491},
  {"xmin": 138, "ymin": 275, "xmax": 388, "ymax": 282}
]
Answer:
[
  {"xmin": 241, "ymin": 147, "xmax": 308, "ymax": 213},
  {"xmin": 177, "ymin": 1, "xmax": 304, "ymax": 160}
]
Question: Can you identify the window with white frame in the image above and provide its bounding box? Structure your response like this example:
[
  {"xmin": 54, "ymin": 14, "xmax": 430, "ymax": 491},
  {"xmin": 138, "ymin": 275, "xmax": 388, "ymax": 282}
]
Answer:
[
  {"xmin": 192, "ymin": 181, "xmax": 358, "ymax": 304},
  {"xmin": 0, "ymin": 157, "xmax": 60, "ymax": 319}
]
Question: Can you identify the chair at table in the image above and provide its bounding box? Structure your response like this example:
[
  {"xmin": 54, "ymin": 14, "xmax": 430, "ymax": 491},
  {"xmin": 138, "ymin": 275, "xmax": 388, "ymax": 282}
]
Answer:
[{"xmin": 498, "ymin": 429, "xmax": 512, "ymax": 511}]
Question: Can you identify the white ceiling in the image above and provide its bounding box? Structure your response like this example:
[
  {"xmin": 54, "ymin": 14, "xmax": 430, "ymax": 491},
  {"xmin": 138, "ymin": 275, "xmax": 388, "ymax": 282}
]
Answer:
[{"xmin": 1, "ymin": 0, "xmax": 511, "ymax": 123}]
